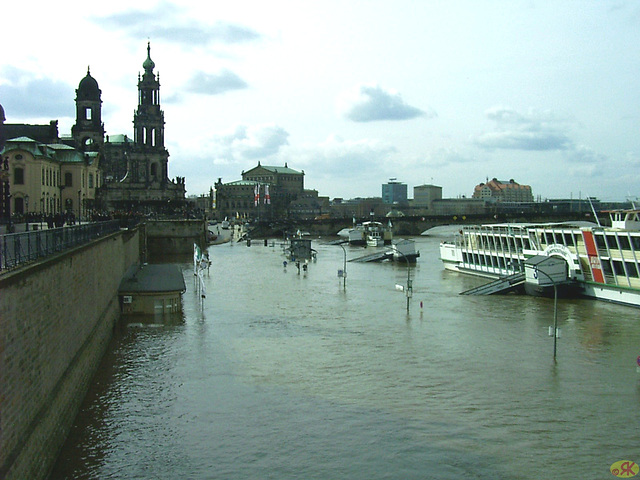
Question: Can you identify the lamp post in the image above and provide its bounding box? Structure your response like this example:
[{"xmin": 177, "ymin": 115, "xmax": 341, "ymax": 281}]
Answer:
[
  {"xmin": 25, "ymin": 195, "xmax": 29, "ymax": 230},
  {"xmin": 77, "ymin": 190, "xmax": 81, "ymax": 223},
  {"xmin": 534, "ymin": 257, "xmax": 559, "ymax": 361},
  {"xmin": 389, "ymin": 244, "xmax": 412, "ymax": 313},
  {"xmin": 40, "ymin": 195, "xmax": 44, "ymax": 228},
  {"xmin": 338, "ymin": 243, "xmax": 347, "ymax": 291}
]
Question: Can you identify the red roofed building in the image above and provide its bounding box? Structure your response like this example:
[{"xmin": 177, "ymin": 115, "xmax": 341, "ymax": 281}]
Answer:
[{"xmin": 472, "ymin": 178, "xmax": 533, "ymax": 202}]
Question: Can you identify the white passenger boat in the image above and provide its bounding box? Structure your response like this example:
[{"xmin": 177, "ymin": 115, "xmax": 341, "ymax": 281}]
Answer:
[
  {"xmin": 348, "ymin": 221, "xmax": 393, "ymax": 246},
  {"xmin": 439, "ymin": 210, "xmax": 640, "ymax": 308},
  {"xmin": 366, "ymin": 223, "xmax": 384, "ymax": 247}
]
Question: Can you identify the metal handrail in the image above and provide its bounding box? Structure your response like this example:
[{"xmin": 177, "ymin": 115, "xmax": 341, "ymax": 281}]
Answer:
[{"xmin": 0, "ymin": 221, "xmax": 122, "ymax": 272}]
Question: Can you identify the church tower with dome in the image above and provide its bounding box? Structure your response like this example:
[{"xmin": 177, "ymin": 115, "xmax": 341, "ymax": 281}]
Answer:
[{"xmin": 71, "ymin": 67, "xmax": 104, "ymax": 152}]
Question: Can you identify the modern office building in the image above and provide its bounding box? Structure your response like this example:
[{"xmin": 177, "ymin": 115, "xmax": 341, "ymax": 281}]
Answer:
[
  {"xmin": 382, "ymin": 178, "xmax": 407, "ymax": 205},
  {"xmin": 413, "ymin": 184, "xmax": 442, "ymax": 210}
]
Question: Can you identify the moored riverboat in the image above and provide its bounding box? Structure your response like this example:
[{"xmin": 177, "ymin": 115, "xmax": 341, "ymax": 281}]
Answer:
[{"xmin": 439, "ymin": 210, "xmax": 640, "ymax": 307}]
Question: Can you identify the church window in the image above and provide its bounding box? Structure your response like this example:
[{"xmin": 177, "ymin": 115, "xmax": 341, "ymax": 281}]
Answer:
[
  {"xmin": 65, "ymin": 172, "xmax": 73, "ymax": 187},
  {"xmin": 89, "ymin": 173, "xmax": 94, "ymax": 188},
  {"xmin": 85, "ymin": 107, "xmax": 92, "ymax": 121}
]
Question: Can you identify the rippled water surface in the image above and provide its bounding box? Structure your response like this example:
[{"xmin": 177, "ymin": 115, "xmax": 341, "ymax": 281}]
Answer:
[{"xmin": 50, "ymin": 237, "xmax": 640, "ymax": 479}]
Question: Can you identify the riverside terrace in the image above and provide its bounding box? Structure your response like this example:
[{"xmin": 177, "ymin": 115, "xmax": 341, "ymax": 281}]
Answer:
[{"xmin": 0, "ymin": 221, "xmax": 124, "ymax": 272}]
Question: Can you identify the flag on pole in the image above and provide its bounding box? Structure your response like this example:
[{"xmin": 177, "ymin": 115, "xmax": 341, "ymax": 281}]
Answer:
[
  {"xmin": 264, "ymin": 184, "xmax": 271, "ymax": 204},
  {"xmin": 254, "ymin": 183, "xmax": 259, "ymax": 207},
  {"xmin": 193, "ymin": 243, "xmax": 201, "ymax": 276}
]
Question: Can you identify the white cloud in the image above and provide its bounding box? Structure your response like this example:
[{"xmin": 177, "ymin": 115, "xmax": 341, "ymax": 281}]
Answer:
[
  {"xmin": 565, "ymin": 144, "xmax": 608, "ymax": 164},
  {"xmin": 208, "ymin": 123, "xmax": 289, "ymax": 161},
  {"xmin": 475, "ymin": 106, "xmax": 573, "ymax": 151},
  {"xmin": 91, "ymin": 2, "xmax": 262, "ymax": 46},
  {"xmin": 0, "ymin": 68, "xmax": 74, "ymax": 119},
  {"xmin": 184, "ymin": 70, "xmax": 248, "ymax": 95},
  {"xmin": 338, "ymin": 84, "xmax": 431, "ymax": 122}
]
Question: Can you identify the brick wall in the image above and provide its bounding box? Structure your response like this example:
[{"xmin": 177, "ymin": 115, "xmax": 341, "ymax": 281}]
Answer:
[{"xmin": 0, "ymin": 228, "xmax": 140, "ymax": 480}]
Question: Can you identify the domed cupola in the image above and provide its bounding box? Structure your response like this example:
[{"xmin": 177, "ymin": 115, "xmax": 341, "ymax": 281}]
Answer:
[
  {"xmin": 72, "ymin": 66, "xmax": 104, "ymax": 151},
  {"xmin": 77, "ymin": 67, "xmax": 101, "ymax": 101},
  {"xmin": 142, "ymin": 42, "xmax": 155, "ymax": 73}
]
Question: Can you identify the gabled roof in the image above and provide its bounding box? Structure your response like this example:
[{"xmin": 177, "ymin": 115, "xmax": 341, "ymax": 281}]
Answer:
[{"xmin": 244, "ymin": 162, "xmax": 303, "ymax": 176}]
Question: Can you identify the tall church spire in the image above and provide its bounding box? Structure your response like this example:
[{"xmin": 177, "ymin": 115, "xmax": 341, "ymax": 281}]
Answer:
[{"xmin": 134, "ymin": 41, "xmax": 164, "ymax": 149}]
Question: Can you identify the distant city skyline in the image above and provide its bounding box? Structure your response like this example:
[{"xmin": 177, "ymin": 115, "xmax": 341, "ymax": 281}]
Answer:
[{"xmin": 1, "ymin": 1, "xmax": 639, "ymax": 202}]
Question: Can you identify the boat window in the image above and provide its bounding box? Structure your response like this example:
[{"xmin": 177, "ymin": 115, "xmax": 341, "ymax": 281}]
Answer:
[
  {"xmin": 626, "ymin": 261, "xmax": 639, "ymax": 278},
  {"xmin": 563, "ymin": 233, "xmax": 575, "ymax": 247},
  {"xmin": 545, "ymin": 232, "xmax": 554, "ymax": 244},
  {"xmin": 612, "ymin": 260, "xmax": 625, "ymax": 276},
  {"xmin": 601, "ymin": 259, "xmax": 613, "ymax": 276},
  {"xmin": 618, "ymin": 235, "xmax": 631, "ymax": 251},
  {"xmin": 595, "ymin": 234, "xmax": 607, "ymax": 250},
  {"xmin": 605, "ymin": 234, "xmax": 618, "ymax": 251}
]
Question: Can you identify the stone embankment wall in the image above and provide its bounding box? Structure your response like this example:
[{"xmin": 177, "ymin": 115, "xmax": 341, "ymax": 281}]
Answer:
[
  {"xmin": 0, "ymin": 228, "xmax": 141, "ymax": 480},
  {"xmin": 144, "ymin": 219, "xmax": 207, "ymax": 257}
]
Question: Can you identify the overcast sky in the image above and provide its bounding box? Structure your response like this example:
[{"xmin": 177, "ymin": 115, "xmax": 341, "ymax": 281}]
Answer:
[{"xmin": 2, "ymin": 0, "xmax": 639, "ymax": 202}]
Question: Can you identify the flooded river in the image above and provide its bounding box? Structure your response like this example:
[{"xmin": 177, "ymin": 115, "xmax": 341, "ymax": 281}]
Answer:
[{"xmin": 50, "ymin": 236, "xmax": 640, "ymax": 479}]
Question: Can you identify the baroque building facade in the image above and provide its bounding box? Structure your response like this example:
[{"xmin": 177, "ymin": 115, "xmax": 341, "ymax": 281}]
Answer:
[
  {"xmin": 0, "ymin": 43, "xmax": 185, "ymax": 222},
  {"xmin": 472, "ymin": 178, "xmax": 533, "ymax": 203},
  {"xmin": 214, "ymin": 162, "xmax": 305, "ymax": 220}
]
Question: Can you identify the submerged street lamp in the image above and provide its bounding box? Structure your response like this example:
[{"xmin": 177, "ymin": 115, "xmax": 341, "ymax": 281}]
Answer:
[
  {"xmin": 338, "ymin": 243, "xmax": 347, "ymax": 291},
  {"xmin": 390, "ymin": 246, "xmax": 412, "ymax": 313},
  {"xmin": 533, "ymin": 257, "xmax": 560, "ymax": 361}
]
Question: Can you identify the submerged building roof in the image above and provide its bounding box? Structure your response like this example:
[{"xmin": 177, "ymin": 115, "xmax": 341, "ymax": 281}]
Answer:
[{"xmin": 119, "ymin": 264, "xmax": 186, "ymax": 294}]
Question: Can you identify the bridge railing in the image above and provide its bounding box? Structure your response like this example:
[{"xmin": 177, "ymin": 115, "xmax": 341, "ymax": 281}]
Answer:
[{"xmin": 0, "ymin": 220, "xmax": 122, "ymax": 272}]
